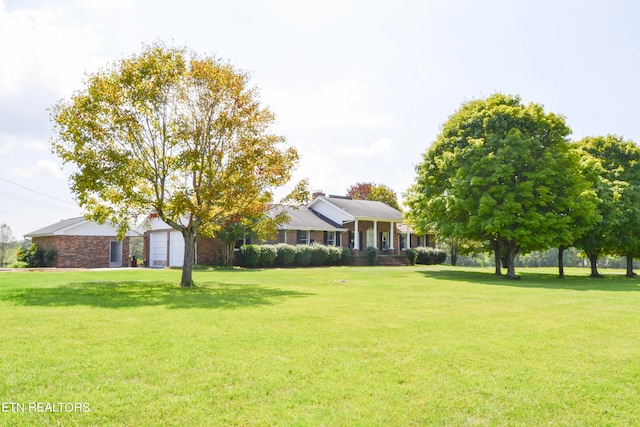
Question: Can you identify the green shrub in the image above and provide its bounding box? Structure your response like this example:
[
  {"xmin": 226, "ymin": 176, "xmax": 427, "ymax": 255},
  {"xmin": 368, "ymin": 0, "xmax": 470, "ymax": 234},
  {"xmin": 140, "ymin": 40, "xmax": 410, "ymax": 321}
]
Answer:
[
  {"xmin": 45, "ymin": 249, "xmax": 57, "ymax": 266},
  {"xmin": 275, "ymin": 244, "xmax": 297, "ymax": 267},
  {"xmin": 415, "ymin": 247, "xmax": 447, "ymax": 265},
  {"xmin": 340, "ymin": 247, "xmax": 351, "ymax": 265},
  {"xmin": 365, "ymin": 246, "xmax": 378, "ymax": 266},
  {"xmin": 16, "ymin": 243, "xmax": 54, "ymax": 267},
  {"xmin": 240, "ymin": 244, "xmax": 261, "ymax": 268},
  {"xmin": 259, "ymin": 245, "xmax": 277, "ymax": 268},
  {"xmin": 309, "ymin": 243, "xmax": 329, "ymax": 266},
  {"xmin": 406, "ymin": 248, "xmax": 417, "ymax": 266},
  {"xmin": 327, "ymin": 246, "xmax": 343, "ymax": 265},
  {"xmin": 8, "ymin": 261, "xmax": 28, "ymax": 268},
  {"xmin": 434, "ymin": 249, "xmax": 447, "ymax": 264},
  {"xmin": 295, "ymin": 245, "xmax": 313, "ymax": 266}
]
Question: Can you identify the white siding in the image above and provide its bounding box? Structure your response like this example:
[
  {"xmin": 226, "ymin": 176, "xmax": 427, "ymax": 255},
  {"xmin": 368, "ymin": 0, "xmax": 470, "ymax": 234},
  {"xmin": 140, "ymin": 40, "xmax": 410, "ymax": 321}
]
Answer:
[
  {"xmin": 61, "ymin": 221, "xmax": 136, "ymax": 237},
  {"xmin": 309, "ymin": 199, "xmax": 353, "ymax": 224}
]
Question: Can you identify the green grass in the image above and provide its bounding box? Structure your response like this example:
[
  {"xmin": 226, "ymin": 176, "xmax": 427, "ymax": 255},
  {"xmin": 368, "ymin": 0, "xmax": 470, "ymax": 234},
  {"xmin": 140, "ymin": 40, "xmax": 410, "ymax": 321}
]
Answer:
[{"xmin": 1, "ymin": 266, "xmax": 640, "ymax": 426}]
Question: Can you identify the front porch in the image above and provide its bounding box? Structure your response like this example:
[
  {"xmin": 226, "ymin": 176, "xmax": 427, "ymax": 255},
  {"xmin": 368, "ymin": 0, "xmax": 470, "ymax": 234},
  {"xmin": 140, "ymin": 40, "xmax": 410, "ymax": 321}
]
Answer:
[{"xmin": 343, "ymin": 220, "xmax": 435, "ymax": 255}]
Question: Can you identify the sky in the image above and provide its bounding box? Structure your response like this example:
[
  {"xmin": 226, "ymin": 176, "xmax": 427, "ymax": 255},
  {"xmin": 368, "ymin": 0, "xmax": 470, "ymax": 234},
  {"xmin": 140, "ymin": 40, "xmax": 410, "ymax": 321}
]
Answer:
[{"xmin": 1, "ymin": 0, "xmax": 640, "ymax": 239}]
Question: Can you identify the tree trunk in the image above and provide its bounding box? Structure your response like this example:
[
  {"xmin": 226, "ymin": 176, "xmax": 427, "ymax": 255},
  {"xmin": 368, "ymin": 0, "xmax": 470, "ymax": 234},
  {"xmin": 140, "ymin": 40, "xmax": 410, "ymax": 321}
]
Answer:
[
  {"xmin": 450, "ymin": 244, "xmax": 459, "ymax": 266},
  {"xmin": 587, "ymin": 252, "xmax": 601, "ymax": 278},
  {"xmin": 222, "ymin": 241, "xmax": 235, "ymax": 266},
  {"xmin": 505, "ymin": 243, "xmax": 519, "ymax": 280},
  {"xmin": 558, "ymin": 245, "xmax": 566, "ymax": 279},
  {"xmin": 492, "ymin": 239, "xmax": 502, "ymax": 276},
  {"xmin": 626, "ymin": 255, "xmax": 636, "ymax": 278},
  {"xmin": 181, "ymin": 229, "xmax": 197, "ymax": 287}
]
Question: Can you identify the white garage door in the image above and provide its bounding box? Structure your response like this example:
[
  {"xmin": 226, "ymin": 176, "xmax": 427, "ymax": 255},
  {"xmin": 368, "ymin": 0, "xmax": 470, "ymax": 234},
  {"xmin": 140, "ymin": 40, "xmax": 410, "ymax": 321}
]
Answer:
[
  {"xmin": 169, "ymin": 231, "xmax": 185, "ymax": 267},
  {"xmin": 149, "ymin": 232, "xmax": 168, "ymax": 267}
]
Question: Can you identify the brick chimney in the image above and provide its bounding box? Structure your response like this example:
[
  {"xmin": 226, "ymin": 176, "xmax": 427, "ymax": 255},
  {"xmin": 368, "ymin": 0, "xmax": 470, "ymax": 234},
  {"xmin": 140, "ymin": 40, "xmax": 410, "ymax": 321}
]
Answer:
[{"xmin": 312, "ymin": 190, "xmax": 326, "ymax": 200}]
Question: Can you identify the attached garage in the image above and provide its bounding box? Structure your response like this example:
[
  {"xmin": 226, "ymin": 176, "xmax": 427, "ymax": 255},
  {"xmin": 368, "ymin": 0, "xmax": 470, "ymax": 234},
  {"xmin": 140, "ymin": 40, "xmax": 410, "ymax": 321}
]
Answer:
[{"xmin": 143, "ymin": 215, "xmax": 222, "ymax": 268}]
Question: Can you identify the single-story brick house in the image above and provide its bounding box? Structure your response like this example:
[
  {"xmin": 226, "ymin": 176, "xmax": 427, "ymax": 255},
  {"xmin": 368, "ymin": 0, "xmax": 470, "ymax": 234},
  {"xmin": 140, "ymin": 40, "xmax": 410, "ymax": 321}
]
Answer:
[
  {"xmin": 24, "ymin": 217, "xmax": 138, "ymax": 268},
  {"xmin": 142, "ymin": 194, "xmax": 435, "ymax": 268},
  {"xmin": 266, "ymin": 194, "xmax": 434, "ymax": 254}
]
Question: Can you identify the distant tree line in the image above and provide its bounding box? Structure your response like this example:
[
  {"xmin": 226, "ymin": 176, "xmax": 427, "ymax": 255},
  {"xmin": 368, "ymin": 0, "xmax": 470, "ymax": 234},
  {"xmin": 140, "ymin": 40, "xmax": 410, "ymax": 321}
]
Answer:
[{"xmin": 405, "ymin": 93, "xmax": 640, "ymax": 279}]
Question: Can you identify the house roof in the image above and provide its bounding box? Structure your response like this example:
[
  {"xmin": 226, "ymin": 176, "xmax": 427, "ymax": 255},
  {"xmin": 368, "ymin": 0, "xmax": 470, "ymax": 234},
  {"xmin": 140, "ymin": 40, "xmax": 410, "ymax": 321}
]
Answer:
[
  {"xmin": 310, "ymin": 196, "xmax": 404, "ymax": 222},
  {"xmin": 24, "ymin": 217, "xmax": 139, "ymax": 238},
  {"xmin": 271, "ymin": 205, "xmax": 346, "ymax": 231},
  {"xmin": 24, "ymin": 217, "xmax": 87, "ymax": 237}
]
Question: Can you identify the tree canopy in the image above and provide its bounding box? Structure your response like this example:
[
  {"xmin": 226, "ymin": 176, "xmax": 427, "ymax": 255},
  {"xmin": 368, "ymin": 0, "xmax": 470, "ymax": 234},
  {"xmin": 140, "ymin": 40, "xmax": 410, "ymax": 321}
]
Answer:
[
  {"xmin": 572, "ymin": 135, "xmax": 640, "ymax": 277},
  {"xmin": 51, "ymin": 42, "xmax": 304, "ymax": 286},
  {"xmin": 405, "ymin": 93, "xmax": 597, "ymax": 278},
  {"xmin": 346, "ymin": 182, "xmax": 401, "ymax": 210}
]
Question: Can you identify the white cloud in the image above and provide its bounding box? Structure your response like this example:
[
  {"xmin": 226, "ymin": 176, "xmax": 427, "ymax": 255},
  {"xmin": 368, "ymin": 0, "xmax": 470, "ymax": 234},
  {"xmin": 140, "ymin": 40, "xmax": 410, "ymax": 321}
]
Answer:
[
  {"xmin": 8, "ymin": 160, "xmax": 65, "ymax": 180},
  {"xmin": 264, "ymin": 79, "xmax": 396, "ymax": 131},
  {"xmin": 0, "ymin": 133, "xmax": 48, "ymax": 155},
  {"xmin": 333, "ymin": 138, "xmax": 394, "ymax": 162},
  {"xmin": 276, "ymin": 139, "xmax": 358, "ymax": 198},
  {"xmin": 0, "ymin": 1, "xmax": 105, "ymax": 96}
]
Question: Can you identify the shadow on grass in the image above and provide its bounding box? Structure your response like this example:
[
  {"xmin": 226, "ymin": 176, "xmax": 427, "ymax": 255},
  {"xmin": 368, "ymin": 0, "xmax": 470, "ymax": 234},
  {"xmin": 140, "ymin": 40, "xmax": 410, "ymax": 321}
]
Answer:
[
  {"xmin": 418, "ymin": 269, "xmax": 640, "ymax": 292},
  {"xmin": 1, "ymin": 281, "xmax": 313, "ymax": 309}
]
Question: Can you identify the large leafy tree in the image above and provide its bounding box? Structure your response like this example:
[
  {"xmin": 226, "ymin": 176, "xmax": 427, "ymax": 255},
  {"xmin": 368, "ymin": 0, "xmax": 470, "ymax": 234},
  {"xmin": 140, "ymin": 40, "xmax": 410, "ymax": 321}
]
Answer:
[
  {"xmin": 405, "ymin": 93, "xmax": 597, "ymax": 279},
  {"xmin": 346, "ymin": 182, "xmax": 401, "ymax": 210},
  {"xmin": 573, "ymin": 135, "xmax": 640, "ymax": 277},
  {"xmin": 52, "ymin": 42, "xmax": 303, "ymax": 286}
]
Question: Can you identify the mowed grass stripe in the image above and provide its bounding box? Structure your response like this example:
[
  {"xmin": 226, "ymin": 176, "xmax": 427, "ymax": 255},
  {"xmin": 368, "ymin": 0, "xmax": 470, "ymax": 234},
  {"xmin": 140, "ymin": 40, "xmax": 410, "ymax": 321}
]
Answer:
[{"xmin": 0, "ymin": 266, "xmax": 639, "ymax": 426}]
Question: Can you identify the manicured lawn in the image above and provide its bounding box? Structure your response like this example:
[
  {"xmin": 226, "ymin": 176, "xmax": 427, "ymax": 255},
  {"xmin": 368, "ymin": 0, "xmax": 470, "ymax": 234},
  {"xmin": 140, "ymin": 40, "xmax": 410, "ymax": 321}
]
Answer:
[{"xmin": 1, "ymin": 266, "xmax": 639, "ymax": 426}]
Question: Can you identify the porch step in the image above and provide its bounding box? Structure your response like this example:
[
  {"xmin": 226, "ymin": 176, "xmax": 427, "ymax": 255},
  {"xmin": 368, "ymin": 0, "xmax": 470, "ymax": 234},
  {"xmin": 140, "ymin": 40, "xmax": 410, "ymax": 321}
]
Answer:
[{"xmin": 375, "ymin": 256, "xmax": 408, "ymax": 266}]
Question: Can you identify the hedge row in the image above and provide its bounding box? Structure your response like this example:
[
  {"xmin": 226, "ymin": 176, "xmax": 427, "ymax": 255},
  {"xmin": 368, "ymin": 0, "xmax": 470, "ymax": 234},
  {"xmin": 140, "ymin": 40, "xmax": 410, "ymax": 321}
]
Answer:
[
  {"xmin": 240, "ymin": 243, "xmax": 350, "ymax": 268},
  {"xmin": 412, "ymin": 246, "xmax": 447, "ymax": 265}
]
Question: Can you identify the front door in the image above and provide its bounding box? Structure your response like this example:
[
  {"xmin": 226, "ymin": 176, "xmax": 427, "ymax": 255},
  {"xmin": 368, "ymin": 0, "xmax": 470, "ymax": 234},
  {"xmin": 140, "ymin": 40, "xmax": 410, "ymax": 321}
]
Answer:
[
  {"xmin": 109, "ymin": 240, "xmax": 122, "ymax": 267},
  {"xmin": 380, "ymin": 232, "xmax": 390, "ymax": 250}
]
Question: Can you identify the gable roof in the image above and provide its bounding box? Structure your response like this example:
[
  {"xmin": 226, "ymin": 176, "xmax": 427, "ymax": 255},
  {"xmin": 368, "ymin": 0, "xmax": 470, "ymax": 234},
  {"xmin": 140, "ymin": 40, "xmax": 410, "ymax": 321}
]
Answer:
[
  {"xmin": 24, "ymin": 217, "xmax": 87, "ymax": 237},
  {"xmin": 25, "ymin": 217, "xmax": 139, "ymax": 238},
  {"xmin": 308, "ymin": 196, "xmax": 404, "ymax": 223},
  {"xmin": 271, "ymin": 205, "xmax": 346, "ymax": 231}
]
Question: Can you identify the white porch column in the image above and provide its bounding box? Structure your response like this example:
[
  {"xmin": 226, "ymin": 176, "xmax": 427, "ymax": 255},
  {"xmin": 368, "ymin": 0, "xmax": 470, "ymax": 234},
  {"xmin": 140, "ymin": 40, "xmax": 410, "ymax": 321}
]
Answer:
[
  {"xmin": 390, "ymin": 222, "xmax": 394, "ymax": 250},
  {"xmin": 406, "ymin": 227, "xmax": 410, "ymax": 250},
  {"xmin": 354, "ymin": 219, "xmax": 360, "ymax": 250},
  {"xmin": 373, "ymin": 220, "xmax": 378, "ymax": 249}
]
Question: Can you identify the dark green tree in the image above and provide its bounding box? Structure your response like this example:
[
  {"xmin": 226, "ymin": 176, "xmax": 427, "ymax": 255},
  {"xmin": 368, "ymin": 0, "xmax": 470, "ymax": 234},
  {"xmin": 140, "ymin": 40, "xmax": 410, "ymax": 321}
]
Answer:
[
  {"xmin": 573, "ymin": 135, "xmax": 640, "ymax": 277},
  {"xmin": 405, "ymin": 93, "xmax": 597, "ymax": 279}
]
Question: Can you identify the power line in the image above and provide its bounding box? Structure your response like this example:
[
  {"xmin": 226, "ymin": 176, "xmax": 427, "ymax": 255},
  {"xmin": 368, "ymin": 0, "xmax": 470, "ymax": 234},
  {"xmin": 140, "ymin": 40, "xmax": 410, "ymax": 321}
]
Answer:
[
  {"xmin": 0, "ymin": 175, "xmax": 77, "ymax": 206},
  {"xmin": 0, "ymin": 208, "xmax": 50, "ymax": 225},
  {"xmin": 0, "ymin": 191, "xmax": 80, "ymax": 215},
  {"xmin": 0, "ymin": 191, "xmax": 77, "ymax": 213}
]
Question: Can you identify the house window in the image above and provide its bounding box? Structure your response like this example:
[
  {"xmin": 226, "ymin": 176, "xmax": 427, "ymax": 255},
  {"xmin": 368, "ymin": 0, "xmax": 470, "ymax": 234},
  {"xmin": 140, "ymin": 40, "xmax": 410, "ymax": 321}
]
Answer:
[
  {"xmin": 234, "ymin": 236, "xmax": 251, "ymax": 251},
  {"xmin": 297, "ymin": 230, "xmax": 310, "ymax": 245},
  {"xmin": 399, "ymin": 234, "xmax": 406, "ymax": 250},
  {"xmin": 325, "ymin": 231, "xmax": 336, "ymax": 246}
]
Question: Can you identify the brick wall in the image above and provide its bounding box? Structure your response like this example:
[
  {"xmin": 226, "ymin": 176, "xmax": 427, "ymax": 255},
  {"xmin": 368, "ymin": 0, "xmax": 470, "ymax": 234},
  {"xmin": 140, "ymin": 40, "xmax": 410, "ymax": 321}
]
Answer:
[
  {"xmin": 34, "ymin": 235, "xmax": 130, "ymax": 268},
  {"xmin": 196, "ymin": 236, "xmax": 223, "ymax": 265}
]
